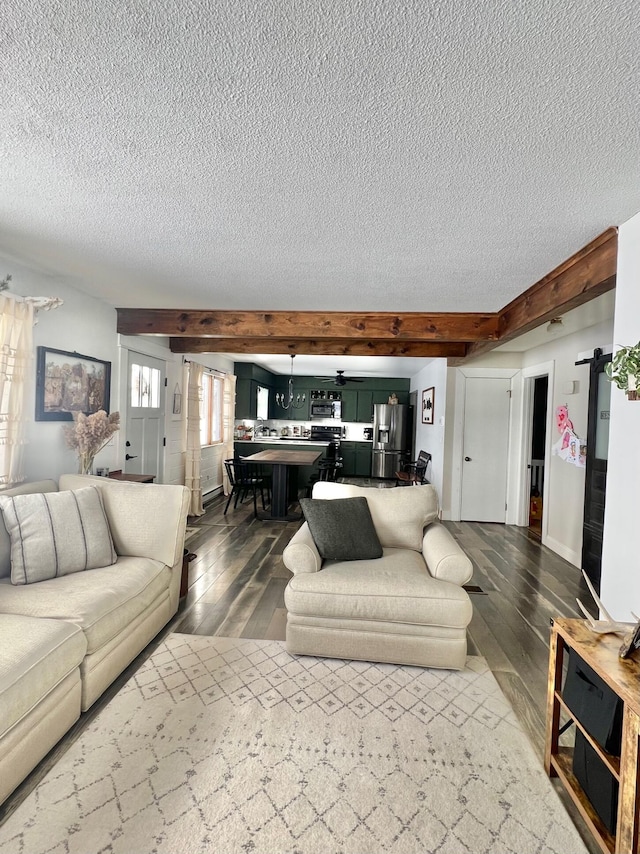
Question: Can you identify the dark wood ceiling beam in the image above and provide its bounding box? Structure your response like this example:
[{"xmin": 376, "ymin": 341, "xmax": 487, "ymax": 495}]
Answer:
[
  {"xmin": 464, "ymin": 227, "xmax": 618, "ymax": 361},
  {"xmin": 117, "ymin": 309, "xmax": 499, "ymax": 342},
  {"xmin": 117, "ymin": 228, "xmax": 617, "ymax": 364},
  {"xmin": 169, "ymin": 337, "xmax": 468, "ymax": 358}
]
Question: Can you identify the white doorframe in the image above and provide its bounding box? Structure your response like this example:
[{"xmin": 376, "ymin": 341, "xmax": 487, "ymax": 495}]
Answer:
[
  {"xmin": 450, "ymin": 367, "xmax": 521, "ymax": 522},
  {"xmin": 117, "ymin": 335, "xmax": 171, "ymax": 481},
  {"xmin": 520, "ymin": 361, "xmax": 555, "ymax": 544}
]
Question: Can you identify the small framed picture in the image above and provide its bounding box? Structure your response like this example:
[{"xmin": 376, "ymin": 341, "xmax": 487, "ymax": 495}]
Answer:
[{"xmin": 422, "ymin": 387, "xmax": 435, "ymax": 425}]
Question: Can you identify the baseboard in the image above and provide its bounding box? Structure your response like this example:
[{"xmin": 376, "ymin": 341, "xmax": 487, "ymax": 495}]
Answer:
[
  {"xmin": 203, "ymin": 485, "xmax": 223, "ymax": 505},
  {"xmin": 544, "ymin": 534, "xmax": 580, "ymax": 568}
]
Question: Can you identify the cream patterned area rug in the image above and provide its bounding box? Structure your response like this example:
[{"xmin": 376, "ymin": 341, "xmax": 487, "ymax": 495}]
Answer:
[{"xmin": 0, "ymin": 635, "xmax": 587, "ymax": 854}]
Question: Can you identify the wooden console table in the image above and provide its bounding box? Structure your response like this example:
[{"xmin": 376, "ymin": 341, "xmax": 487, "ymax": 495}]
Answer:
[
  {"xmin": 108, "ymin": 470, "xmax": 155, "ymax": 483},
  {"xmin": 545, "ymin": 617, "xmax": 640, "ymax": 854}
]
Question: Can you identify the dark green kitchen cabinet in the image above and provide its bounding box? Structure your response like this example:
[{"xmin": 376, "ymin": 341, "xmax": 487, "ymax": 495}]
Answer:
[
  {"xmin": 355, "ymin": 444, "xmax": 372, "ymax": 476},
  {"xmin": 340, "ymin": 390, "xmax": 358, "ymax": 422},
  {"xmin": 340, "ymin": 441, "xmax": 371, "ymax": 476},
  {"xmin": 235, "ymin": 380, "xmax": 271, "ymax": 420},
  {"xmin": 338, "ymin": 441, "xmax": 355, "ymax": 476},
  {"xmin": 356, "ymin": 391, "xmax": 373, "ymax": 422},
  {"xmin": 235, "ymin": 380, "xmax": 257, "ymax": 419}
]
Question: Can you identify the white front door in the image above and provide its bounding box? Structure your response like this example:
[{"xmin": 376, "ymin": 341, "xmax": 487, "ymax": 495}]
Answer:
[
  {"xmin": 460, "ymin": 376, "xmax": 511, "ymax": 522},
  {"xmin": 125, "ymin": 351, "xmax": 165, "ymax": 480}
]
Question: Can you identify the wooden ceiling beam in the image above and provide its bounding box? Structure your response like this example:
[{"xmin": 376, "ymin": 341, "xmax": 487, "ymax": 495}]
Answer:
[
  {"xmin": 117, "ymin": 228, "xmax": 617, "ymax": 364},
  {"xmin": 463, "ymin": 227, "xmax": 617, "ymax": 361},
  {"xmin": 117, "ymin": 309, "xmax": 499, "ymax": 342},
  {"xmin": 169, "ymin": 337, "xmax": 468, "ymax": 358}
]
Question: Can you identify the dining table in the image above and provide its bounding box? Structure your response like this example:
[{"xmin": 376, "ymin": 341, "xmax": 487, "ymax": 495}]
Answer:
[{"xmin": 241, "ymin": 448, "xmax": 323, "ymax": 520}]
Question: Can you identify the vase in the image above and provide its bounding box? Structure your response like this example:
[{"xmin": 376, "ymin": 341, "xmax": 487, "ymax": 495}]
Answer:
[{"xmin": 78, "ymin": 455, "xmax": 95, "ymax": 475}]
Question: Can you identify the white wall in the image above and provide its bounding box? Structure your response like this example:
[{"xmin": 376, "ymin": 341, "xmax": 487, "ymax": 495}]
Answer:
[
  {"xmin": 7, "ymin": 263, "xmax": 120, "ymax": 482},
  {"xmin": 409, "ymin": 359, "xmax": 447, "ymax": 503},
  {"xmin": 441, "ymin": 318, "xmax": 613, "ymax": 565},
  {"xmin": 600, "ymin": 214, "xmax": 640, "ymax": 620},
  {"xmin": 4, "ymin": 257, "xmax": 235, "ymax": 491},
  {"xmin": 520, "ymin": 319, "xmax": 613, "ymax": 566}
]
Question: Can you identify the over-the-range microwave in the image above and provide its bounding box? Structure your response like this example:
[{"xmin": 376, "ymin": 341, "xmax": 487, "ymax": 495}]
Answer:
[{"xmin": 310, "ymin": 400, "xmax": 342, "ymax": 420}]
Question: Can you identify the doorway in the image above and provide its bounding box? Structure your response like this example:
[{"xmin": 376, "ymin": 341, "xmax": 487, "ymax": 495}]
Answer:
[
  {"xmin": 125, "ymin": 351, "xmax": 166, "ymax": 481},
  {"xmin": 528, "ymin": 376, "xmax": 548, "ymax": 540}
]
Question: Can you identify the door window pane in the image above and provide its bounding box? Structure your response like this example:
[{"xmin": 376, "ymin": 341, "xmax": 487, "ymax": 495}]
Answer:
[
  {"xmin": 594, "ymin": 372, "xmax": 611, "ymax": 460},
  {"xmin": 130, "ymin": 363, "xmax": 160, "ymax": 408}
]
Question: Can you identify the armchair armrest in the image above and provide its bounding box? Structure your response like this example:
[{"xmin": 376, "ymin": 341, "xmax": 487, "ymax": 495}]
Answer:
[
  {"xmin": 422, "ymin": 522, "xmax": 472, "ymax": 586},
  {"xmin": 283, "ymin": 522, "xmax": 322, "ymax": 575},
  {"xmin": 59, "ymin": 474, "xmax": 189, "ymax": 568}
]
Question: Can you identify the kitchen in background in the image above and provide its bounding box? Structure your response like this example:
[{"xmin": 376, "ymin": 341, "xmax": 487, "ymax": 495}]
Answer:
[{"xmin": 233, "ymin": 362, "xmax": 413, "ymax": 479}]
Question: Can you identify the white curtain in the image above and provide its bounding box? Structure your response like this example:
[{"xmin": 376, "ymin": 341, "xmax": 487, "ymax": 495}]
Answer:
[
  {"xmin": 0, "ymin": 296, "xmax": 34, "ymax": 489},
  {"xmin": 222, "ymin": 372, "xmax": 237, "ymax": 494},
  {"xmin": 185, "ymin": 361, "xmax": 204, "ymax": 516}
]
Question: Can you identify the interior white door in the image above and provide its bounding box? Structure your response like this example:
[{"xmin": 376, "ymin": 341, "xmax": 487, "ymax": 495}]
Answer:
[
  {"xmin": 125, "ymin": 351, "xmax": 165, "ymax": 480},
  {"xmin": 460, "ymin": 376, "xmax": 511, "ymax": 522}
]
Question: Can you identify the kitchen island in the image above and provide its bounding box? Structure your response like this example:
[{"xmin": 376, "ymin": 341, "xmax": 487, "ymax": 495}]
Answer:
[
  {"xmin": 241, "ymin": 447, "xmax": 323, "ymax": 520},
  {"xmin": 235, "ymin": 440, "xmax": 330, "ymax": 513}
]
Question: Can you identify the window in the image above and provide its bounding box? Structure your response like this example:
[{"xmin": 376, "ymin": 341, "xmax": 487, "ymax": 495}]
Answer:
[
  {"xmin": 130, "ymin": 363, "xmax": 161, "ymax": 408},
  {"xmin": 201, "ymin": 372, "xmax": 223, "ymax": 446}
]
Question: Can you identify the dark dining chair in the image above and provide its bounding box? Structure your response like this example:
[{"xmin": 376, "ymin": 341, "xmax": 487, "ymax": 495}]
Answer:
[
  {"xmin": 306, "ymin": 456, "xmax": 344, "ymax": 496},
  {"xmin": 395, "ymin": 450, "xmax": 431, "ymax": 486},
  {"xmin": 223, "ymin": 458, "xmax": 269, "ymax": 516}
]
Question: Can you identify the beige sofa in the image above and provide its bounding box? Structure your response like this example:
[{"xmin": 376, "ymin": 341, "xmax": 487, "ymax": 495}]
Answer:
[
  {"xmin": 283, "ymin": 482, "xmax": 473, "ymax": 669},
  {"xmin": 0, "ymin": 475, "xmax": 189, "ymax": 804}
]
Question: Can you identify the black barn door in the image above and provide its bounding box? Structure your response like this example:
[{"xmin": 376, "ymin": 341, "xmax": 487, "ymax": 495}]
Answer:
[{"xmin": 581, "ymin": 348, "xmax": 611, "ymax": 593}]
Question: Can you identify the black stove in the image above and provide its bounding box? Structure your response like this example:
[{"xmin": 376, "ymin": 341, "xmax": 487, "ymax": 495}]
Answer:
[{"xmin": 310, "ymin": 424, "xmax": 344, "ymax": 457}]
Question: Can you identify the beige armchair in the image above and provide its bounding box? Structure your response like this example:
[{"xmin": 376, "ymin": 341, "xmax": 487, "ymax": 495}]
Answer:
[{"xmin": 283, "ymin": 482, "xmax": 473, "ymax": 670}]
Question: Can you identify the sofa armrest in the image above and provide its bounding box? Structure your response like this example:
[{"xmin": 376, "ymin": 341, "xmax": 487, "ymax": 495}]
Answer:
[
  {"xmin": 59, "ymin": 474, "xmax": 190, "ymax": 568},
  {"xmin": 283, "ymin": 522, "xmax": 322, "ymax": 575},
  {"xmin": 422, "ymin": 522, "xmax": 472, "ymax": 586}
]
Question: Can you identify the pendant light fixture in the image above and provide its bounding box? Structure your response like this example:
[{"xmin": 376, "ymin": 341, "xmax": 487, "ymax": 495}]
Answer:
[{"xmin": 275, "ymin": 355, "xmax": 306, "ymax": 410}]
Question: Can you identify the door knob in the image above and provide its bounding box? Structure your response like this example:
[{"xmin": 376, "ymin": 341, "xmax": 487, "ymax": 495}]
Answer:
[
  {"xmin": 464, "ymin": 456, "xmax": 472, "ymax": 461},
  {"xmin": 125, "ymin": 454, "xmax": 138, "ymax": 460}
]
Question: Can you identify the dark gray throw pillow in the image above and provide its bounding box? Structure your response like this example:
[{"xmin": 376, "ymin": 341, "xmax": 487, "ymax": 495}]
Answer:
[{"xmin": 300, "ymin": 497, "xmax": 383, "ymax": 561}]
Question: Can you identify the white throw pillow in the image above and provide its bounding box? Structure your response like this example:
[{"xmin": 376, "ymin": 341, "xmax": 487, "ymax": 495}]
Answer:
[
  {"xmin": 0, "ymin": 486, "xmax": 117, "ymax": 585},
  {"xmin": 311, "ymin": 482, "xmax": 438, "ymax": 551}
]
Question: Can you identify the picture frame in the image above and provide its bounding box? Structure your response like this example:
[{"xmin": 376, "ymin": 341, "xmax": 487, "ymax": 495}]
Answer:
[
  {"xmin": 36, "ymin": 346, "xmax": 111, "ymax": 421},
  {"xmin": 422, "ymin": 387, "xmax": 435, "ymax": 425}
]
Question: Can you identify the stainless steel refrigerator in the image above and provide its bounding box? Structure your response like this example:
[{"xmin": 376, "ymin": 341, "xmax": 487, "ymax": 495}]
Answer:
[{"xmin": 371, "ymin": 404, "xmax": 410, "ymax": 478}]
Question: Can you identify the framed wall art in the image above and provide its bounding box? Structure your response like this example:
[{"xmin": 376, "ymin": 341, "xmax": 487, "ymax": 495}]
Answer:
[
  {"xmin": 36, "ymin": 346, "xmax": 111, "ymax": 421},
  {"xmin": 421, "ymin": 386, "xmax": 435, "ymax": 425}
]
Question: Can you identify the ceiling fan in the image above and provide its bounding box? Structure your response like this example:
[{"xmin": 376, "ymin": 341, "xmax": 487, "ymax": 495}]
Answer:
[{"xmin": 317, "ymin": 370, "xmax": 365, "ymax": 386}]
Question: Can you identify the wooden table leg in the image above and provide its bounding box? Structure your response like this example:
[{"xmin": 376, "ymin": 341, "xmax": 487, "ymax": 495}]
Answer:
[
  {"xmin": 617, "ymin": 707, "xmax": 640, "ymax": 853},
  {"xmin": 545, "ymin": 622, "xmax": 564, "ymax": 776}
]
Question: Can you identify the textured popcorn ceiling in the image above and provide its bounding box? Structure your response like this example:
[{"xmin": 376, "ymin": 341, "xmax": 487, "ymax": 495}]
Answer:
[{"xmin": 1, "ymin": 0, "xmax": 640, "ymax": 316}]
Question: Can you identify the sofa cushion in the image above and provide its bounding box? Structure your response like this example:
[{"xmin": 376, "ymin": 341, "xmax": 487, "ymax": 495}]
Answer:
[
  {"xmin": 0, "ymin": 614, "xmax": 86, "ymax": 736},
  {"xmin": 0, "ymin": 481, "xmax": 58, "ymax": 580},
  {"xmin": 312, "ymin": 482, "xmax": 438, "ymax": 552},
  {"xmin": 300, "ymin": 497, "xmax": 383, "ymax": 561},
  {"xmin": 285, "ymin": 548, "xmax": 472, "ymax": 629},
  {"xmin": 0, "ymin": 487, "xmax": 116, "ymax": 585},
  {"xmin": 0, "ymin": 556, "xmax": 170, "ymax": 654}
]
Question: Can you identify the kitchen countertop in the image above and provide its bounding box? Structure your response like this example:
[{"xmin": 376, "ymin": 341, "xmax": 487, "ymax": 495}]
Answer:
[{"xmin": 236, "ymin": 437, "xmax": 373, "ymax": 444}]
